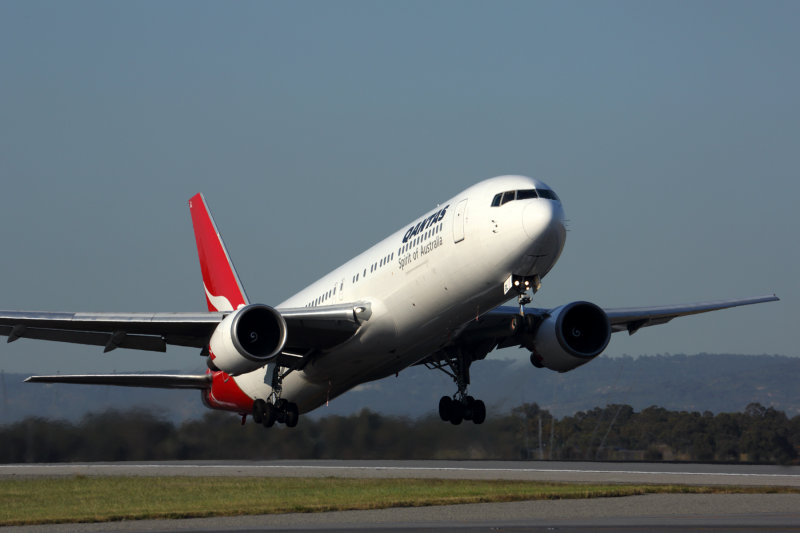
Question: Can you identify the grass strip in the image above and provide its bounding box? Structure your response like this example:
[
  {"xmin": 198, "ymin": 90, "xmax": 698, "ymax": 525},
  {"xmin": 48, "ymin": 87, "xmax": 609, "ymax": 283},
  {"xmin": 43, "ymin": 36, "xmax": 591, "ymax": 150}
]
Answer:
[{"xmin": 1, "ymin": 476, "xmax": 798, "ymax": 526}]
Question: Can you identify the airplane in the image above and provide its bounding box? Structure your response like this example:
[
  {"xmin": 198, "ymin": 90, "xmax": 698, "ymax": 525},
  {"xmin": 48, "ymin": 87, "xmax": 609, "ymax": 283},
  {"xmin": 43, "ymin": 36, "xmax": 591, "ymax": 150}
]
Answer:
[{"xmin": 0, "ymin": 175, "xmax": 778, "ymax": 427}]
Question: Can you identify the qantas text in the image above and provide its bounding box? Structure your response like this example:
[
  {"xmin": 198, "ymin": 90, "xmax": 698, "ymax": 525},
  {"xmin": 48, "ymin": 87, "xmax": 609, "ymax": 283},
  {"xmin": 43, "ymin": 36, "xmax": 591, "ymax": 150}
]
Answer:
[{"xmin": 402, "ymin": 204, "xmax": 450, "ymax": 244}]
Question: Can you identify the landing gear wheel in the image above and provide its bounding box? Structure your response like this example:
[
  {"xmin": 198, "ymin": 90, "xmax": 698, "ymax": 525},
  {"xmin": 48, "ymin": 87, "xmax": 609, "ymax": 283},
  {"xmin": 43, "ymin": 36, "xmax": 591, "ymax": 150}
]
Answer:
[
  {"xmin": 263, "ymin": 403, "xmax": 277, "ymax": 428},
  {"xmin": 285, "ymin": 402, "xmax": 299, "ymax": 428},
  {"xmin": 439, "ymin": 396, "xmax": 453, "ymax": 421},
  {"xmin": 472, "ymin": 400, "xmax": 486, "ymax": 424},
  {"xmin": 449, "ymin": 402, "xmax": 463, "ymax": 425},
  {"xmin": 462, "ymin": 396, "xmax": 476, "ymax": 421},
  {"xmin": 252, "ymin": 399, "xmax": 267, "ymax": 424}
]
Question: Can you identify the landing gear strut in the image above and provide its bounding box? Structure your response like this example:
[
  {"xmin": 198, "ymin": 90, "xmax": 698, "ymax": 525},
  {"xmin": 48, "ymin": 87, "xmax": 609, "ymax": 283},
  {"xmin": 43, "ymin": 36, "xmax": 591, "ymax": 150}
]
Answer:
[
  {"xmin": 252, "ymin": 363, "xmax": 300, "ymax": 428},
  {"xmin": 428, "ymin": 351, "xmax": 487, "ymax": 425}
]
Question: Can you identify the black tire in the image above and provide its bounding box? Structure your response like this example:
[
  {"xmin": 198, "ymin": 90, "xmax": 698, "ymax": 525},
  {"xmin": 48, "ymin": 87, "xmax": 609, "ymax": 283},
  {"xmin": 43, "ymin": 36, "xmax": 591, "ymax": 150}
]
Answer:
[
  {"xmin": 438, "ymin": 396, "xmax": 453, "ymax": 421},
  {"xmin": 463, "ymin": 396, "xmax": 477, "ymax": 420},
  {"xmin": 472, "ymin": 399, "xmax": 486, "ymax": 424},
  {"xmin": 263, "ymin": 403, "xmax": 277, "ymax": 428},
  {"xmin": 449, "ymin": 402, "xmax": 463, "ymax": 425},
  {"xmin": 285, "ymin": 402, "xmax": 299, "ymax": 428},
  {"xmin": 252, "ymin": 399, "xmax": 266, "ymax": 424}
]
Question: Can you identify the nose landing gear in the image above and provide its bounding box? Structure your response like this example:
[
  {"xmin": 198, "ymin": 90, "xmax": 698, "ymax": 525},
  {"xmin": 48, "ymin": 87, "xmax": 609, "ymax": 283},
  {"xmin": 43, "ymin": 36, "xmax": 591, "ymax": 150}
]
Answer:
[{"xmin": 506, "ymin": 274, "xmax": 541, "ymax": 315}]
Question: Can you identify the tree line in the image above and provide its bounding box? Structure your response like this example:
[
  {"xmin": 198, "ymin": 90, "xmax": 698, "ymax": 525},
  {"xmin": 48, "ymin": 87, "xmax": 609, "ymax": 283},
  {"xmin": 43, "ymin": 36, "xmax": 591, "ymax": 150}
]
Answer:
[{"xmin": 1, "ymin": 402, "xmax": 797, "ymax": 464}]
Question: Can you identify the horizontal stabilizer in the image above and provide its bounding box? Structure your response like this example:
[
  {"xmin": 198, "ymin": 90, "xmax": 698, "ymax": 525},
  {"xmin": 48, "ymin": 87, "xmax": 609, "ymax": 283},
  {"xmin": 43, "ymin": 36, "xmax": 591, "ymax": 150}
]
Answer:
[{"xmin": 25, "ymin": 373, "xmax": 212, "ymax": 389}]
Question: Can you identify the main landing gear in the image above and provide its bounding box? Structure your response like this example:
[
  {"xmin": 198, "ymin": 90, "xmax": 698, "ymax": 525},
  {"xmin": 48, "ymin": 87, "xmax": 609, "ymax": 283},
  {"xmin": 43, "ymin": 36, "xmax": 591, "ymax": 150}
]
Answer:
[
  {"xmin": 432, "ymin": 275, "xmax": 542, "ymax": 426},
  {"xmin": 428, "ymin": 350, "xmax": 487, "ymax": 425},
  {"xmin": 251, "ymin": 362, "xmax": 300, "ymax": 428},
  {"xmin": 439, "ymin": 394, "xmax": 486, "ymax": 425},
  {"xmin": 252, "ymin": 398, "xmax": 299, "ymax": 428}
]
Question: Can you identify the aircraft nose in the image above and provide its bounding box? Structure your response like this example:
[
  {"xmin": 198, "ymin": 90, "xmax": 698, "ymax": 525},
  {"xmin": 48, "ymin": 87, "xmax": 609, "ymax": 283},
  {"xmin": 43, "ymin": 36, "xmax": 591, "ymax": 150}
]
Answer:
[{"xmin": 522, "ymin": 200, "xmax": 566, "ymax": 243}]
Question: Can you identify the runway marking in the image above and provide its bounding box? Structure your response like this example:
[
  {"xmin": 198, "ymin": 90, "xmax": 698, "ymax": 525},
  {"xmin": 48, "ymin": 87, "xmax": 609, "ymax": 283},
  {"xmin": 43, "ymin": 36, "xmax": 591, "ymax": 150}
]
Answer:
[{"xmin": 2, "ymin": 464, "xmax": 799, "ymax": 479}]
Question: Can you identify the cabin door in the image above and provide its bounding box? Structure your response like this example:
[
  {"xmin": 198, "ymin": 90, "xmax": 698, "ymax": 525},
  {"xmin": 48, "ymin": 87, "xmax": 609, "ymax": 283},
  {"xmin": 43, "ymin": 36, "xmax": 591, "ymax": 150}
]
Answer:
[{"xmin": 453, "ymin": 199, "xmax": 467, "ymax": 243}]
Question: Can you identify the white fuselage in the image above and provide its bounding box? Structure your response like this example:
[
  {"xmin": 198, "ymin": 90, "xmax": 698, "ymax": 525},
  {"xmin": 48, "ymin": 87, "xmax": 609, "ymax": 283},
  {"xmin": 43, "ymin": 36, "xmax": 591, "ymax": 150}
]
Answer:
[{"xmin": 233, "ymin": 175, "xmax": 567, "ymax": 413}]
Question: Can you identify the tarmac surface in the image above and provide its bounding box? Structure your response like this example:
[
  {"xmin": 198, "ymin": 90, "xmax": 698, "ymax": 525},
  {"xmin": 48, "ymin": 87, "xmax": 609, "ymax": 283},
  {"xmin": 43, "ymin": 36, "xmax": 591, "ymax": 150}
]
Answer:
[
  {"xmin": 2, "ymin": 459, "xmax": 799, "ymax": 486},
  {"xmin": 1, "ymin": 460, "xmax": 799, "ymax": 532}
]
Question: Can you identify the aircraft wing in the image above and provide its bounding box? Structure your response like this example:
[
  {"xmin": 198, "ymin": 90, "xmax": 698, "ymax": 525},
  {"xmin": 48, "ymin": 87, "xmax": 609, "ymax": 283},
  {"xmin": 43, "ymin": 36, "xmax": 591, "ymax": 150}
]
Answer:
[
  {"xmin": 601, "ymin": 294, "xmax": 779, "ymax": 335},
  {"xmin": 438, "ymin": 294, "xmax": 779, "ymax": 358},
  {"xmin": 0, "ymin": 301, "xmax": 371, "ymax": 354},
  {"xmin": 25, "ymin": 373, "xmax": 211, "ymax": 389}
]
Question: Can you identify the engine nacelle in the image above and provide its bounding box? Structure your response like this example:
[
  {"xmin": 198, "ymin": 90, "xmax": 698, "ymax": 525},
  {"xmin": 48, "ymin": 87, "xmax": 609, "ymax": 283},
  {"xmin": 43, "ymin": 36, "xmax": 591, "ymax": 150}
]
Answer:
[
  {"xmin": 529, "ymin": 301, "xmax": 611, "ymax": 372},
  {"xmin": 208, "ymin": 304, "xmax": 288, "ymax": 376}
]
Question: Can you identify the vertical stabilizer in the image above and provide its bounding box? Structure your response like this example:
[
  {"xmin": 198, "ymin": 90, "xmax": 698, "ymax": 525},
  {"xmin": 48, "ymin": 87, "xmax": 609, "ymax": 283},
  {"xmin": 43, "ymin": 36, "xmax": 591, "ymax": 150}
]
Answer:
[{"xmin": 188, "ymin": 193, "xmax": 249, "ymax": 312}]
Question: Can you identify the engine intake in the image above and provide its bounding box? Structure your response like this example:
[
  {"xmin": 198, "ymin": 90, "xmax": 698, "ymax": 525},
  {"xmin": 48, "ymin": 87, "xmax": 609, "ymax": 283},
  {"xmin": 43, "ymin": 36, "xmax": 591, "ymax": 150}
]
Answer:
[
  {"xmin": 529, "ymin": 301, "xmax": 611, "ymax": 372},
  {"xmin": 208, "ymin": 304, "xmax": 288, "ymax": 375}
]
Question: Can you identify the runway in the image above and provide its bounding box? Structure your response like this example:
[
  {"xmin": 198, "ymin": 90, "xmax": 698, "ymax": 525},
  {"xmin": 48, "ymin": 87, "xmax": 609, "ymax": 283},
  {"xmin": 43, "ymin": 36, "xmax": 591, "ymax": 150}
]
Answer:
[
  {"xmin": 2, "ymin": 459, "xmax": 800, "ymax": 487},
  {"xmin": 1, "ymin": 461, "xmax": 799, "ymax": 532}
]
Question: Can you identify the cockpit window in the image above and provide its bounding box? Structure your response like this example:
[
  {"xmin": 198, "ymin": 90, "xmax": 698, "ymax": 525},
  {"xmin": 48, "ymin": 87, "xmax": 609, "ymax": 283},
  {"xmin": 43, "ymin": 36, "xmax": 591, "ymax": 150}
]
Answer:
[
  {"xmin": 537, "ymin": 189, "xmax": 559, "ymax": 201},
  {"xmin": 500, "ymin": 191, "xmax": 515, "ymax": 205},
  {"xmin": 516, "ymin": 189, "xmax": 538, "ymax": 200},
  {"xmin": 490, "ymin": 187, "xmax": 559, "ymax": 206}
]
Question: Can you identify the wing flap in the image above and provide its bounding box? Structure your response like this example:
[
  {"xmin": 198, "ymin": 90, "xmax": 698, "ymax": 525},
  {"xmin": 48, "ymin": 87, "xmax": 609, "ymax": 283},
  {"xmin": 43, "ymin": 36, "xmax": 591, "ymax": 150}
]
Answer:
[
  {"xmin": 1, "ymin": 325, "xmax": 167, "ymax": 352},
  {"xmin": 25, "ymin": 374, "xmax": 212, "ymax": 389}
]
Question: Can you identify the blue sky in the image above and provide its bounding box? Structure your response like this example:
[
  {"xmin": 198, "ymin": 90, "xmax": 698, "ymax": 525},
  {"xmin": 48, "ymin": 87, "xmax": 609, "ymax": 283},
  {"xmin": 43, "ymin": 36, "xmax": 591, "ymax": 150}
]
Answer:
[{"xmin": 0, "ymin": 1, "xmax": 797, "ymax": 374}]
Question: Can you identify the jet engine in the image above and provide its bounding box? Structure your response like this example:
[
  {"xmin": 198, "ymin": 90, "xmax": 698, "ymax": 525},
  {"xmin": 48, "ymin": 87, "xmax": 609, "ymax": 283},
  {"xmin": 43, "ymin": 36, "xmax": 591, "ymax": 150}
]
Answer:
[
  {"xmin": 208, "ymin": 304, "xmax": 288, "ymax": 375},
  {"xmin": 528, "ymin": 301, "xmax": 611, "ymax": 372}
]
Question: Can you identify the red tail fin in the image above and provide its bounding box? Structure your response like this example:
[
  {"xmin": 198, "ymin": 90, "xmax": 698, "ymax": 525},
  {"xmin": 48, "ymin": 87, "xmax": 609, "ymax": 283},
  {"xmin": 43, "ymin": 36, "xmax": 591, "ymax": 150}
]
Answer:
[{"xmin": 189, "ymin": 193, "xmax": 249, "ymax": 312}]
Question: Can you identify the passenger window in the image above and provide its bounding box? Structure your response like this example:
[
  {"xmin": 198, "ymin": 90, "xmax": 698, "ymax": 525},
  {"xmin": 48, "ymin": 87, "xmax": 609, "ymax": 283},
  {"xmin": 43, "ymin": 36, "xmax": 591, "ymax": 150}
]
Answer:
[{"xmin": 500, "ymin": 191, "xmax": 515, "ymax": 205}]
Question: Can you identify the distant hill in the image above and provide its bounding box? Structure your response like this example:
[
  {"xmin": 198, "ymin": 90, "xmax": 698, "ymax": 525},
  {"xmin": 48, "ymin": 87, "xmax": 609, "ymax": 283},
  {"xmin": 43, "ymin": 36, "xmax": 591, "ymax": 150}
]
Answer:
[{"xmin": 1, "ymin": 353, "xmax": 798, "ymax": 424}]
